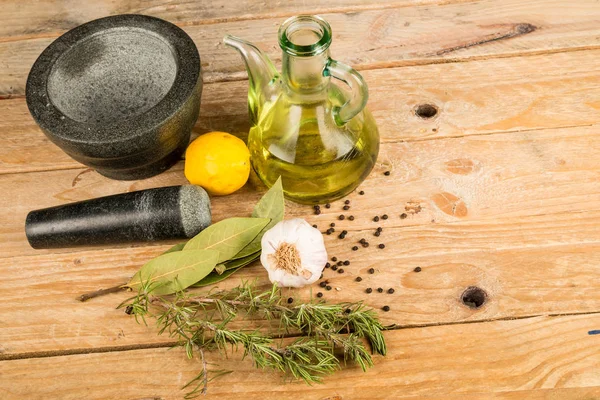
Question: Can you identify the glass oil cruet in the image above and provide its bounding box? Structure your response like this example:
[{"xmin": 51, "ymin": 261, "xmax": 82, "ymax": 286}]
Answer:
[{"xmin": 224, "ymin": 15, "xmax": 379, "ymax": 204}]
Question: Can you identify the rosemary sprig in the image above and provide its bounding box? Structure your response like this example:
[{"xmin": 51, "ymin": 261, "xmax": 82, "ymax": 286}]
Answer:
[{"xmin": 118, "ymin": 280, "xmax": 387, "ymax": 397}]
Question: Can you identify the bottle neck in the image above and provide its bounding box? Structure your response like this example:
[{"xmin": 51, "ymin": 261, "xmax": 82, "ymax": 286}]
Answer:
[{"xmin": 282, "ymin": 51, "xmax": 330, "ymax": 94}]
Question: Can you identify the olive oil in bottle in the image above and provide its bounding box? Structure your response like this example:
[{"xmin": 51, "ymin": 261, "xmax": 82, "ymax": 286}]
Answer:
[
  {"xmin": 225, "ymin": 15, "xmax": 380, "ymax": 203},
  {"xmin": 248, "ymin": 90, "xmax": 379, "ymax": 203}
]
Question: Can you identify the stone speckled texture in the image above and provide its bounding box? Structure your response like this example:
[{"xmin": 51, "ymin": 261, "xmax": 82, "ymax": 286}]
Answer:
[
  {"xmin": 26, "ymin": 14, "xmax": 202, "ymax": 180},
  {"xmin": 25, "ymin": 185, "xmax": 211, "ymax": 249},
  {"xmin": 179, "ymin": 185, "xmax": 211, "ymax": 237}
]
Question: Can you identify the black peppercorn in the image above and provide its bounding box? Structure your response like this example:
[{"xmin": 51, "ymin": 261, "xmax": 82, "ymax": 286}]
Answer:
[
  {"xmin": 378, "ymin": 244, "xmax": 385, "ymax": 249},
  {"xmin": 348, "ymin": 215, "xmax": 355, "ymax": 221},
  {"xmin": 287, "ymin": 297, "xmax": 294, "ymax": 304},
  {"xmin": 325, "ymin": 262, "xmax": 331, "ymax": 268},
  {"xmin": 355, "ymin": 277, "xmax": 362, "ymax": 282},
  {"xmin": 342, "ymin": 230, "xmax": 348, "ymax": 235},
  {"xmin": 362, "ymin": 242, "xmax": 369, "ymax": 248},
  {"xmin": 343, "ymin": 205, "xmax": 350, "ymax": 211},
  {"xmin": 339, "ymin": 215, "xmax": 345, "ymax": 220},
  {"xmin": 325, "ymin": 203, "xmax": 331, "ymax": 209},
  {"xmin": 414, "ymin": 266, "xmax": 422, "ymax": 272},
  {"xmin": 312, "ymin": 224, "xmax": 318, "ymax": 228},
  {"xmin": 352, "ymin": 246, "xmax": 358, "ymax": 251},
  {"xmin": 374, "ymin": 231, "xmax": 380, "ymax": 237},
  {"xmin": 382, "ymin": 305, "xmax": 390, "ymax": 312},
  {"xmin": 387, "ymin": 288, "xmax": 395, "ymax": 294},
  {"xmin": 338, "ymin": 233, "xmax": 346, "ymax": 239},
  {"xmin": 343, "ymin": 260, "xmax": 350, "ymax": 266},
  {"xmin": 331, "ymin": 265, "xmax": 338, "ymax": 271},
  {"xmin": 377, "ymin": 227, "xmax": 383, "ymax": 232},
  {"xmin": 313, "ymin": 205, "xmax": 320, "ymax": 210},
  {"xmin": 320, "ymin": 281, "xmax": 327, "ymax": 288},
  {"xmin": 315, "ymin": 209, "xmax": 321, "ymax": 215},
  {"xmin": 373, "ymin": 216, "xmax": 380, "ymax": 222},
  {"xmin": 400, "ymin": 213, "xmax": 408, "ymax": 219},
  {"xmin": 366, "ymin": 288, "xmax": 373, "ymax": 293},
  {"xmin": 384, "ymin": 171, "xmax": 391, "ymax": 176},
  {"xmin": 359, "ymin": 238, "xmax": 366, "ymax": 243},
  {"xmin": 345, "ymin": 200, "xmax": 350, "ymax": 205},
  {"xmin": 337, "ymin": 261, "xmax": 343, "ymax": 266},
  {"xmin": 359, "ymin": 190, "xmax": 365, "ymax": 195},
  {"xmin": 368, "ymin": 268, "xmax": 375, "ymax": 274},
  {"xmin": 332, "ymin": 257, "xmax": 338, "ymax": 262},
  {"xmin": 317, "ymin": 292, "xmax": 323, "ymax": 298},
  {"xmin": 338, "ymin": 269, "xmax": 344, "ymax": 274},
  {"xmin": 326, "ymin": 285, "xmax": 332, "ymax": 291},
  {"xmin": 330, "ymin": 222, "xmax": 335, "ymax": 227},
  {"xmin": 377, "ymin": 287, "xmax": 383, "ymax": 293},
  {"xmin": 125, "ymin": 305, "xmax": 133, "ymax": 315},
  {"xmin": 382, "ymin": 214, "xmax": 388, "ymax": 220}
]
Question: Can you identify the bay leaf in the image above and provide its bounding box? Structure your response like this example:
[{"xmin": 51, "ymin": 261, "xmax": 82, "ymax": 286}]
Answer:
[
  {"xmin": 192, "ymin": 266, "xmax": 244, "ymax": 287},
  {"xmin": 215, "ymin": 264, "xmax": 226, "ymax": 275},
  {"xmin": 232, "ymin": 177, "xmax": 284, "ymax": 260},
  {"xmin": 213, "ymin": 251, "xmax": 258, "ymax": 276},
  {"xmin": 183, "ymin": 217, "xmax": 270, "ymax": 263},
  {"xmin": 162, "ymin": 242, "xmax": 186, "ymax": 255},
  {"xmin": 127, "ymin": 249, "xmax": 219, "ymax": 295},
  {"xmin": 224, "ymin": 251, "xmax": 259, "ymax": 268}
]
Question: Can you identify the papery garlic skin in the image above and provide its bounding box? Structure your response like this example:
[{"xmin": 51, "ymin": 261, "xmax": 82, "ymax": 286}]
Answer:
[{"xmin": 260, "ymin": 218, "xmax": 328, "ymax": 288}]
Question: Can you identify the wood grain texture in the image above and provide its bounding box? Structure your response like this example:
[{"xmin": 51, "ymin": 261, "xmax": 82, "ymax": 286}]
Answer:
[
  {"xmin": 2, "ymin": 124, "xmax": 598, "ymax": 258},
  {"xmin": 2, "ymin": 0, "xmax": 600, "ymax": 96},
  {"xmin": 2, "ymin": 240, "xmax": 600, "ymax": 355},
  {"xmin": 401, "ymin": 388, "xmax": 600, "ymax": 400},
  {"xmin": 4, "ymin": 124, "xmax": 599, "ymax": 354},
  {"xmin": 0, "ymin": 0, "xmax": 445, "ymax": 40},
  {"xmin": 2, "ymin": 1, "xmax": 599, "ymax": 398},
  {"xmin": 2, "ymin": 314, "xmax": 600, "ymax": 399},
  {"xmin": 3, "ymin": 48, "xmax": 599, "ymax": 175}
]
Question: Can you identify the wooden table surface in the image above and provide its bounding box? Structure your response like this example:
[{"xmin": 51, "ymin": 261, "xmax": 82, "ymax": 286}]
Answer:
[{"xmin": 2, "ymin": 1, "xmax": 600, "ymax": 399}]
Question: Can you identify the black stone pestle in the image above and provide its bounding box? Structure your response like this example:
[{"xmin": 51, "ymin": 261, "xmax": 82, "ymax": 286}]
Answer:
[{"xmin": 25, "ymin": 185, "xmax": 211, "ymax": 249}]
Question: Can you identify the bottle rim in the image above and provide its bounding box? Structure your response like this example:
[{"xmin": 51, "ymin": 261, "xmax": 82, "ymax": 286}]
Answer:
[{"xmin": 278, "ymin": 15, "xmax": 332, "ymax": 57}]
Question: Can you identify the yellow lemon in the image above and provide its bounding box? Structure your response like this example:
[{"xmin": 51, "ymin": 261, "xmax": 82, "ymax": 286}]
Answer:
[{"xmin": 184, "ymin": 131, "xmax": 250, "ymax": 195}]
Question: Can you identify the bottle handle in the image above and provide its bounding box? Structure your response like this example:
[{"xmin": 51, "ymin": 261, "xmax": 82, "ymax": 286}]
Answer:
[{"xmin": 324, "ymin": 58, "xmax": 369, "ymax": 125}]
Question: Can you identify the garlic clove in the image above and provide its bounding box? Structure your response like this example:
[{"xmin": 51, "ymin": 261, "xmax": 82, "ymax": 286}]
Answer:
[{"xmin": 260, "ymin": 218, "xmax": 327, "ymax": 288}]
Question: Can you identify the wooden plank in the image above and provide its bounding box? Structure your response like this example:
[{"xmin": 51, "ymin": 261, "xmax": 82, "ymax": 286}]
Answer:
[
  {"xmin": 2, "ymin": 241, "xmax": 600, "ymax": 355},
  {"xmin": 0, "ymin": 0, "xmax": 444, "ymax": 40},
  {"xmin": 2, "ymin": 314, "xmax": 600, "ymax": 399},
  {"xmin": 2, "ymin": 0, "xmax": 600, "ymax": 97},
  {"xmin": 3, "ymin": 47, "xmax": 600, "ymax": 175},
  {"xmin": 402, "ymin": 388, "xmax": 600, "ymax": 400},
  {"xmin": 4, "ymin": 126, "xmax": 600, "ymax": 354},
  {"xmin": 2, "ymin": 124, "xmax": 598, "ymax": 258}
]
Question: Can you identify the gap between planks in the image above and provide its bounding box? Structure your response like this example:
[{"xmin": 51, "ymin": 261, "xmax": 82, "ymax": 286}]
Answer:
[
  {"xmin": 3, "ymin": 122, "xmax": 600, "ymax": 260},
  {"xmin": 1, "ymin": 121, "xmax": 596, "ymax": 178},
  {"xmin": 3, "ymin": 44, "xmax": 599, "ymax": 102},
  {"xmin": 3, "ymin": 0, "xmax": 600, "ymax": 97},
  {"xmin": 3, "ymin": 309, "xmax": 600, "ymax": 362},
  {"xmin": 4, "ymin": 45, "xmax": 600, "ymax": 175},
  {"xmin": 4, "ymin": 314, "xmax": 600, "ymax": 399}
]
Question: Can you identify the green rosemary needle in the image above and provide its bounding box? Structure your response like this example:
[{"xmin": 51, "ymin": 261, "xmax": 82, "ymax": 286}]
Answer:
[{"xmin": 118, "ymin": 280, "xmax": 387, "ymax": 398}]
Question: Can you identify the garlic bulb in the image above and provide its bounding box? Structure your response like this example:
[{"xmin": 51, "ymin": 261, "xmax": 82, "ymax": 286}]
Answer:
[{"xmin": 260, "ymin": 219, "xmax": 328, "ymax": 288}]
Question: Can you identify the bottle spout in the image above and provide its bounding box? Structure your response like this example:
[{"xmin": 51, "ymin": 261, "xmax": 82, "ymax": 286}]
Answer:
[{"xmin": 224, "ymin": 34, "xmax": 278, "ymax": 97}]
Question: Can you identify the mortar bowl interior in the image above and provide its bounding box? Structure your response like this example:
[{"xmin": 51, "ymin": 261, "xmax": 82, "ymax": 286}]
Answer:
[{"xmin": 26, "ymin": 14, "xmax": 202, "ymax": 180}]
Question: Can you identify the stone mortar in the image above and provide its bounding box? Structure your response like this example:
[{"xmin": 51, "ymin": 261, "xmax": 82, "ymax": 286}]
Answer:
[{"xmin": 26, "ymin": 14, "xmax": 202, "ymax": 180}]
